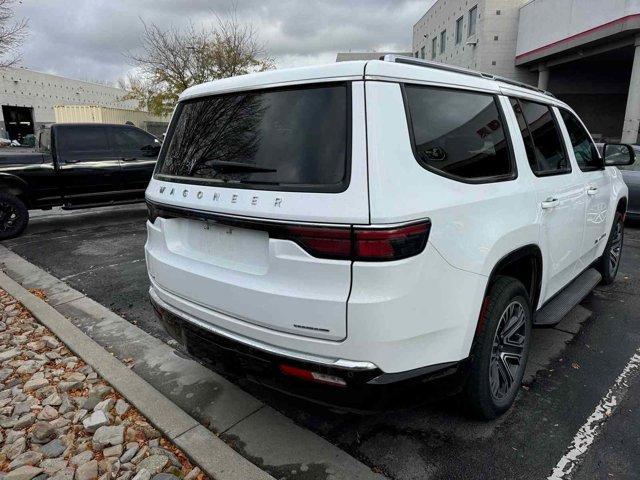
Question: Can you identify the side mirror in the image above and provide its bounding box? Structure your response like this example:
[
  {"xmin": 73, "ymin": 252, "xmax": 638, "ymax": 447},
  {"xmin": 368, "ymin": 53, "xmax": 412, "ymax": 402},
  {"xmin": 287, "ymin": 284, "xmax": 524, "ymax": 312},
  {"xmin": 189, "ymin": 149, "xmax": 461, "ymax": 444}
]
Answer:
[{"xmin": 603, "ymin": 143, "xmax": 635, "ymax": 166}]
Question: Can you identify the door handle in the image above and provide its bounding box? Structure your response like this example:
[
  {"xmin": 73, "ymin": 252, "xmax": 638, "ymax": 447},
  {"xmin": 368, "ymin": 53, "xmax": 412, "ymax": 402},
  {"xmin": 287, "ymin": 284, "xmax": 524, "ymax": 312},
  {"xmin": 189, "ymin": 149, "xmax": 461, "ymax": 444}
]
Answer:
[
  {"xmin": 121, "ymin": 157, "xmax": 138, "ymax": 162},
  {"xmin": 587, "ymin": 186, "xmax": 598, "ymax": 196},
  {"xmin": 541, "ymin": 198, "xmax": 559, "ymax": 209}
]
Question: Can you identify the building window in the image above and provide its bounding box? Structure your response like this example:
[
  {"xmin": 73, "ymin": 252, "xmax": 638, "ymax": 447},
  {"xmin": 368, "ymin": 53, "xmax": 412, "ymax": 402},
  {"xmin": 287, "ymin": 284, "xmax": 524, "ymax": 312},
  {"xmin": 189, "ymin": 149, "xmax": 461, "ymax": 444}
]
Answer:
[
  {"xmin": 455, "ymin": 16, "xmax": 464, "ymax": 44},
  {"xmin": 432, "ymin": 37, "xmax": 437, "ymax": 59},
  {"xmin": 415, "ymin": 51, "xmax": 419, "ymax": 58},
  {"xmin": 440, "ymin": 30, "xmax": 446, "ymax": 54},
  {"xmin": 420, "ymin": 46, "xmax": 426, "ymax": 59},
  {"xmin": 494, "ymin": 35, "xmax": 499, "ymax": 41},
  {"xmin": 496, "ymin": 9, "xmax": 501, "ymax": 15},
  {"xmin": 468, "ymin": 5, "xmax": 477, "ymax": 37}
]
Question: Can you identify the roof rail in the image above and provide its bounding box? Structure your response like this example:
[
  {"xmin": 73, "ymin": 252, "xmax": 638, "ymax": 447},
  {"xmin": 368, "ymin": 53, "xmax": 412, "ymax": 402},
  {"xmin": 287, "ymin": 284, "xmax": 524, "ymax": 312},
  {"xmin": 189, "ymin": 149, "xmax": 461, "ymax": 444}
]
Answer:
[{"xmin": 380, "ymin": 54, "xmax": 554, "ymax": 98}]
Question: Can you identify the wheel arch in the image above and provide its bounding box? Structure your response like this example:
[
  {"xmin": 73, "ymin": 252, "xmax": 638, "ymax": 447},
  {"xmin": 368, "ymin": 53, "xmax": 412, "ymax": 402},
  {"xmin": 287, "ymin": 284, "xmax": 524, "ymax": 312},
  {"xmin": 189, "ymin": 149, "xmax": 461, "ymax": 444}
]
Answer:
[
  {"xmin": 0, "ymin": 174, "xmax": 30, "ymax": 206},
  {"xmin": 485, "ymin": 245, "xmax": 543, "ymax": 309},
  {"xmin": 472, "ymin": 245, "xmax": 543, "ymax": 348}
]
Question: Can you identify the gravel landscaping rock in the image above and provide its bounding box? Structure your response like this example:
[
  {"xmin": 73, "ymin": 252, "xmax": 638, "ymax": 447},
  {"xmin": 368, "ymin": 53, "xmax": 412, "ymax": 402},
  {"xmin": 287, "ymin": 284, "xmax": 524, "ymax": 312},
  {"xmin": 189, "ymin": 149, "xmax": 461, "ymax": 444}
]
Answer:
[
  {"xmin": 5, "ymin": 466, "xmax": 43, "ymax": 480},
  {"xmin": 0, "ymin": 290, "xmax": 207, "ymax": 480},
  {"xmin": 30, "ymin": 422, "xmax": 56, "ymax": 444},
  {"xmin": 135, "ymin": 456, "xmax": 168, "ymax": 475},
  {"xmin": 7, "ymin": 452, "xmax": 43, "ymax": 471},
  {"xmin": 114, "ymin": 400, "xmax": 129, "ymax": 417},
  {"xmin": 75, "ymin": 460, "xmax": 98, "ymax": 480},
  {"xmin": 40, "ymin": 438, "xmax": 67, "ymax": 458},
  {"xmin": 70, "ymin": 451, "xmax": 94, "ymax": 467},
  {"xmin": 82, "ymin": 411, "xmax": 109, "ymax": 433},
  {"xmin": 92, "ymin": 426, "xmax": 124, "ymax": 450}
]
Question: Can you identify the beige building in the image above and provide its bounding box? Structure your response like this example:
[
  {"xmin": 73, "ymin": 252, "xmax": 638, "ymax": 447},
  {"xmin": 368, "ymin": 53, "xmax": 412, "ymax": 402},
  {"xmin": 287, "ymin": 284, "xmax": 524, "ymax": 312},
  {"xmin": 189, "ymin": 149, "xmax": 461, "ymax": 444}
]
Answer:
[
  {"xmin": 412, "ymin": 0, "xmax": 535, "ymax": 85},
  {"xmin": 0, "ymin": 67, "xmax": 149, "ymax": 141}
]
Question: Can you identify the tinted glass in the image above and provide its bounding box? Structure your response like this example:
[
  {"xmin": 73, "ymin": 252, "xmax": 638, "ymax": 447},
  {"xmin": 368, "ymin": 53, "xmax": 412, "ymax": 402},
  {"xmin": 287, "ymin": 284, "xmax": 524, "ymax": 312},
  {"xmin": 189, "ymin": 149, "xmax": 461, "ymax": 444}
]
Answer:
[
  {"xmin": 510, "ymin": 99, "xmax": 538, "ymax": 171},
  {"xmin": 559, "ymin": 109, "xmax": 601, "ymax": 171},
  {"xmin": 57, "ymin": 126, "xmax": 110, "ymax": 160},
  {"xmin": 517, "ymin": 100, "xmax": 568, "ymax": 175},
  {"xmin": 405, "ymin": 85, "xmax": 513, "ymax": 181},
  {"xmin": 112, "ymin": 127, "xmax": 157, "ymax": 152},
  {"xmin": 156, "ymin": 84, "xmax": 349, "ymax": 191}
]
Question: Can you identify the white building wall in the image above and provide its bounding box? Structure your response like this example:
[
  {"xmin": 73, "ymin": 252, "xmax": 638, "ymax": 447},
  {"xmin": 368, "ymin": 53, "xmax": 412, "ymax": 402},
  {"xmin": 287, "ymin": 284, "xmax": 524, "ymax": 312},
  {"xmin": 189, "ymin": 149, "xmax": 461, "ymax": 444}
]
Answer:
[
  {"xmin": 517, "ymin": 0, "xmax": 640, "ymax": 57},
  {"xmin": 412, "ymin": 0, "xmax": 485, "ymax": 69},
  {"xmin": 0, "ymin": 67, "xmax": 137, "ymax": 126}
]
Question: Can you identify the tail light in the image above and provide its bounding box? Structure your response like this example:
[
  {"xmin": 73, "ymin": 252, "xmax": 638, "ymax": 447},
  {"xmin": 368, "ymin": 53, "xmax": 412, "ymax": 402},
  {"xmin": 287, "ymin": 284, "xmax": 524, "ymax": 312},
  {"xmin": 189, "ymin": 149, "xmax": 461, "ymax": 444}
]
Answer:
[
  {"xmin": 281, "ymin": 221, "xmax": 430, "ymax": 261},
  {"xmin": 146, "ymin": 201, "xmax": 429, "ymax": 261}
]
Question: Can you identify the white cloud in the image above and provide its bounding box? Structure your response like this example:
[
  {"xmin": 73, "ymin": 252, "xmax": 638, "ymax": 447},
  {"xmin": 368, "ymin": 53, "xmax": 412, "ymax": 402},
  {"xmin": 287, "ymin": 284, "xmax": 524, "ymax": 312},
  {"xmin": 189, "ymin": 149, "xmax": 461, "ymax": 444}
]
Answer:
[{"xmin": 15, "ymin": 0, "xmax": 432, "ymax": 82}]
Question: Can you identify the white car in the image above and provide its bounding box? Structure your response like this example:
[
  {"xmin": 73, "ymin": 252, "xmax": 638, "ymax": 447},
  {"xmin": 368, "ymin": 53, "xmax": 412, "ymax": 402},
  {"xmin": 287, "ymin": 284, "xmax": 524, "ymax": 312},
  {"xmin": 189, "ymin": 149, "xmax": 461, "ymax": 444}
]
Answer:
[{"xmin": 144, "ymin": 56, "xmax": 634, "ymax": 419}]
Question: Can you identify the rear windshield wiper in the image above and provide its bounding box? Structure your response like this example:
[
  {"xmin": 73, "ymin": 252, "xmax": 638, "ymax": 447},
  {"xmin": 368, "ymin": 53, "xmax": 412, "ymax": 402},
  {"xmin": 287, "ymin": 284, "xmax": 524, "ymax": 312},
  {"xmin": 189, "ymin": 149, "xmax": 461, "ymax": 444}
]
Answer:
[{"xmin": 207, "ymin": 161, "xmax": 277, "ymax": 173}]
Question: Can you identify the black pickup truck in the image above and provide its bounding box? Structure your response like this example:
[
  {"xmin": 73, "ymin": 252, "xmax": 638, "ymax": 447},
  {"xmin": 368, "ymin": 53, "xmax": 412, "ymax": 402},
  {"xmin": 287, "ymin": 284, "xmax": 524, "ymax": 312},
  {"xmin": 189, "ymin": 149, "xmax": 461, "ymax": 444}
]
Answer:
[{"xmin": 0, "ymin": 123, "xmax": 161, "ymax": 239}]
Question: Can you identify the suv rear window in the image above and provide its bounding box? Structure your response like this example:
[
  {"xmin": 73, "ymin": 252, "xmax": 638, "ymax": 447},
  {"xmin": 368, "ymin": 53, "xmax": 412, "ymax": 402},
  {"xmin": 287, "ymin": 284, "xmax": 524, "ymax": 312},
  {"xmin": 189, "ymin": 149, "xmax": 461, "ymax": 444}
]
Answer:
[
  {"xmin": 404, "ymin": 84, "xmax": 514, "ymax": 182},
  {"xmin": 155, "ymin": 83, "xmax": 350, "ymax": 192}
]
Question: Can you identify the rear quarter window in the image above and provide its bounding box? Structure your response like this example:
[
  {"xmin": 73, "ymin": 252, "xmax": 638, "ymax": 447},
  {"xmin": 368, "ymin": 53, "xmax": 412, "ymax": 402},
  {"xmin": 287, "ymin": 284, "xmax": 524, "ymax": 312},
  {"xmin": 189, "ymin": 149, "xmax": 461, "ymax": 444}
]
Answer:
[{"xmin": 403, "ymin": 84, "xmax": 515, "ymax": 183}]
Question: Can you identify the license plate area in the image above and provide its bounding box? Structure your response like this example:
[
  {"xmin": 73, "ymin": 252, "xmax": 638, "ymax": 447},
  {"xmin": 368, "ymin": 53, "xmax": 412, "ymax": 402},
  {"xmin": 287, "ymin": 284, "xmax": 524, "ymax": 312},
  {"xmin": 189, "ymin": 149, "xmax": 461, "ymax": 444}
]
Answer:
[{"xmin": 163, "ymin": 218, "xmax": 269, "ymax": 274}]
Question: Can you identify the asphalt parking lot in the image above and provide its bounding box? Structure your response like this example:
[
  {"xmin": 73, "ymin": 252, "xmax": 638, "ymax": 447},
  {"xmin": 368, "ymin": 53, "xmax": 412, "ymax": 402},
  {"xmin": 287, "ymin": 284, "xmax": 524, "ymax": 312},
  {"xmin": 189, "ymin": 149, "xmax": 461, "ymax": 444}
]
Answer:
[{"xmin": 3, "ymin": 204, "xmax": 640, "ymax": 480}]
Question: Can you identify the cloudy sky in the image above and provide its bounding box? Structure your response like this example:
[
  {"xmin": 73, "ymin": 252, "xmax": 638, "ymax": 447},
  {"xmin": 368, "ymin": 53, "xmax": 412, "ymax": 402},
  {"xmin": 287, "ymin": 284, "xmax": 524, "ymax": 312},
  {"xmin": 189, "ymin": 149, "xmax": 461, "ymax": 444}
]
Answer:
[{"xmin": 14, "ymin": 0, "xmax": 433, "ymax": 84}]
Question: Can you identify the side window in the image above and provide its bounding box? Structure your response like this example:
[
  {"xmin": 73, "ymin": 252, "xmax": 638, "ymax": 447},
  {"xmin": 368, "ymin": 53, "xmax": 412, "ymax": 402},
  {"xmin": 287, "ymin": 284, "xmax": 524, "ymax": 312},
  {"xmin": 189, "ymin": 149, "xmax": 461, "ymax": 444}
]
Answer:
[
  {"xmin": 111, "ymin": 127, "xmax": 157, "ymax": 156},
  {"xmin": 510, "ymin": 99, "xmax": 569, "ymax": 176},
  {"xmin": 404, "ymin": 84, "xmax": 515, "ymax": 182},
  {"xmin": 559, "ymin": 109, "xmax": 602, "ymax": 171},
  {"xmin": 56, "ymin": 126, "xmax": 110, "ymax": 161}
]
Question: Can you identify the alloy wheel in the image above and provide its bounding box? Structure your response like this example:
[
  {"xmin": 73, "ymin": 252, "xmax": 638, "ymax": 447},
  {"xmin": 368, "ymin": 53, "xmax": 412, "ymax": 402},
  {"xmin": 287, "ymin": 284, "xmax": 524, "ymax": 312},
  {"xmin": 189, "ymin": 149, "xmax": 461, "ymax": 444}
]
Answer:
[
  {"xmin": 609, "ymin": 220, "xmax": 623, "ymax": 274},
  {"xmin": 489, "ymin": 300, "xmax": 527, "ymax": 401},
  {"xmin": 0, "ymin": 201, "xmax": 19, "ymax": 233}
]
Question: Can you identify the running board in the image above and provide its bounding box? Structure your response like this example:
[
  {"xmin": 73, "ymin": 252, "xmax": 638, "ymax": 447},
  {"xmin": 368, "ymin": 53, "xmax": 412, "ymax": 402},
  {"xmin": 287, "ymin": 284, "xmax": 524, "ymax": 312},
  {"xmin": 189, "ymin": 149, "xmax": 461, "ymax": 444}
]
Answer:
[{"xmin": 534, "ymin": 268, "xmax": 601, "ymax": 326}]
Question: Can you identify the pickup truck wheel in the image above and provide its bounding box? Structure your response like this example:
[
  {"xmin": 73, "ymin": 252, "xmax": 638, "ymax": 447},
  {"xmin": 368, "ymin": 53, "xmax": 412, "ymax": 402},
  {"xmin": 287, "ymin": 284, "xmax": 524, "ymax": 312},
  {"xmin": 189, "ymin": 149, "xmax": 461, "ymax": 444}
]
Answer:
[
  {"xmin": 0, "ymin": 193, "xmax": 28, "ymax": 240},
  {"xmin": 464, "ymin": 276, "xmax": 532, "ymax": 420},
  {"xmin": 598, "ymin": 212, "xmax": 624, "ymax": 285}
]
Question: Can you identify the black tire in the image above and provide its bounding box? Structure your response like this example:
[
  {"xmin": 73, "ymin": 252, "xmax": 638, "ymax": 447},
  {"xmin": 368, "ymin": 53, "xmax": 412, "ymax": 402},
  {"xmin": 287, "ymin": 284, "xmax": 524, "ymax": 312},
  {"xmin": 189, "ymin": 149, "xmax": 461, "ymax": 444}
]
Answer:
[
  {"xmin": 464, "ymin": 276, "xmax": 532, "ymax": 420},
  {"xmin": 0, "ymin": 192, "xmax": 28, "ymax": 240},
  {"xmin": 598, "ymin": 212, "xmax": 624, "ymax": 285}
]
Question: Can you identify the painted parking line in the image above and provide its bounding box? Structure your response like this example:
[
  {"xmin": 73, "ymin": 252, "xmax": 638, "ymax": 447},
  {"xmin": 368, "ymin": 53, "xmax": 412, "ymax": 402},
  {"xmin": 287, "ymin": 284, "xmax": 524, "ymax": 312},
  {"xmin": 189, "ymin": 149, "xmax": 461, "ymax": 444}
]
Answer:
[{"xmin": 547, "ymin": 348, "xmax": 640, "ymax": 479}]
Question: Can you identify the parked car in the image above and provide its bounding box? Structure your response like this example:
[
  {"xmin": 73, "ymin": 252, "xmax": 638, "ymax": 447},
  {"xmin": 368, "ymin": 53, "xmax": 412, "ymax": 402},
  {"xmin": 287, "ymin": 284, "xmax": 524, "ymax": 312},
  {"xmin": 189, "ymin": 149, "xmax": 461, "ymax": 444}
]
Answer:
[
  {"xmin": 597, "ymin": 143, "xmax": 640, "ymax": 221},
  {"xmin": 145, "ymin": 57, "xmax": 633, "ymax": 419},
  {"xmin": 0, "ymin": 123, "xmax": 161, "ymax": 239}
]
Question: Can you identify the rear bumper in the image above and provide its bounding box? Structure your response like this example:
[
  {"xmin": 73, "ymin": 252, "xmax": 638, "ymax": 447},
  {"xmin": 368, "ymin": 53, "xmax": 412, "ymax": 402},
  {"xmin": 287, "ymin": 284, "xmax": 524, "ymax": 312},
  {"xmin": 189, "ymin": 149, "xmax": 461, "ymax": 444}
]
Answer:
[{"xmin": 150, "ymin": 289, "xmax": 467, "ymax": 411}]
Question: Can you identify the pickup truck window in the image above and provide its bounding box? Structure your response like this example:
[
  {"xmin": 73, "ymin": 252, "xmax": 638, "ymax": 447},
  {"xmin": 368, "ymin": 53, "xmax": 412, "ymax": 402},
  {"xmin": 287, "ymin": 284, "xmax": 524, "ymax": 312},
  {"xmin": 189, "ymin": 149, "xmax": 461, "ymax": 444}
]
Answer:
[
  {"xmin": 558, "ymin": 109, "xmax": 602, "ymax": 171},
  {"xmin": 111, "ymin": 127, "xmax": 156, "ymax": 153},
  {"xmin": 510, "ymin": 98, "xmax": 570, "ymax": 176},
  {"xmin": 57, "ymin": 126, "xmax": 110, "ymax": 161}
]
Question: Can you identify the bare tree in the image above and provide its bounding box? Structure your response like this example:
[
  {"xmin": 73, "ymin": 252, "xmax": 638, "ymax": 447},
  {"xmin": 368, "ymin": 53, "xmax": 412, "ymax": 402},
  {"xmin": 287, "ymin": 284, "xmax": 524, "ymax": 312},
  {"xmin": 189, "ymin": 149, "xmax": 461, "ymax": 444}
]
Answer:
[
  {"xmin": 0, "ymin": 0, "xmax": 27, "ymax": 68},
  {"xmin": 124, "ymin": 7, "xmax": 274, "ymax": 116}
]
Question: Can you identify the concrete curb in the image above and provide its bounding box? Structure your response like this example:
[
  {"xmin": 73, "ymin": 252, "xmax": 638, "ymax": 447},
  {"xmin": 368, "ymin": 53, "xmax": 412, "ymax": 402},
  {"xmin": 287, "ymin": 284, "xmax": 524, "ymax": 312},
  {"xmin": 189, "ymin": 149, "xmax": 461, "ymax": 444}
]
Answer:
[{"xmin": 0, "ymin": 269, "xmax": 275, "ymax": 480}]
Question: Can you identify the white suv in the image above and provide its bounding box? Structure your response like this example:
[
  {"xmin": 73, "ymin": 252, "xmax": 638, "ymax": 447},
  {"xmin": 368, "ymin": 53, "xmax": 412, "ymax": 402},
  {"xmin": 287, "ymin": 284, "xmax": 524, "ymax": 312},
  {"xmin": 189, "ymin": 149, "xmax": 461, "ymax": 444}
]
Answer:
[{"xmin": 145, "ymin": 56, "xmax": 634, "ymax": 418}]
